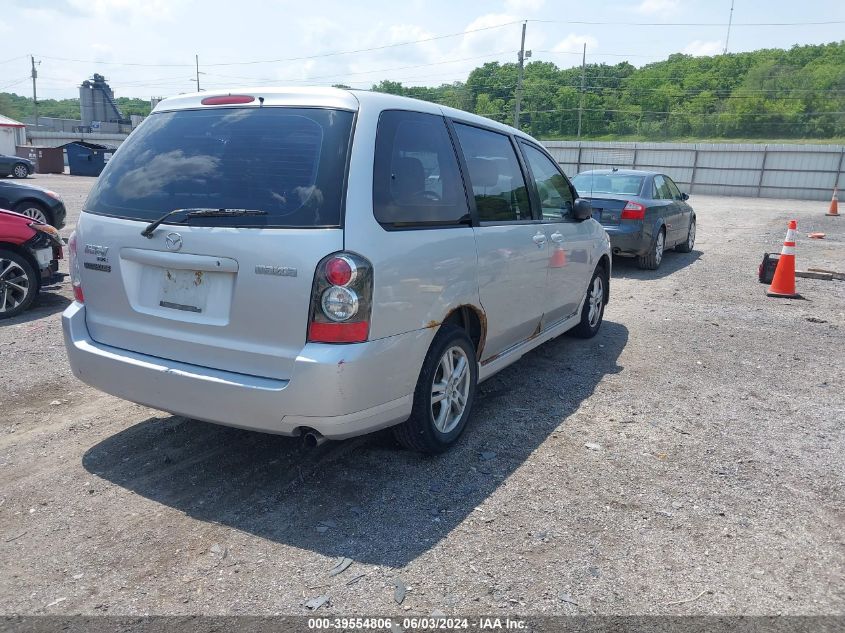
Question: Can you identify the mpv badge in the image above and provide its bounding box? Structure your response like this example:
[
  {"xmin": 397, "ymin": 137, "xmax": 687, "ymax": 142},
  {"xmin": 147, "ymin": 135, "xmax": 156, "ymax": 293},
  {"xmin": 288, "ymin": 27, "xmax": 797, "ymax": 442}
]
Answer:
[{"xmin": 164, "ymin": 232, "xmax": 183, "ymax": 251}]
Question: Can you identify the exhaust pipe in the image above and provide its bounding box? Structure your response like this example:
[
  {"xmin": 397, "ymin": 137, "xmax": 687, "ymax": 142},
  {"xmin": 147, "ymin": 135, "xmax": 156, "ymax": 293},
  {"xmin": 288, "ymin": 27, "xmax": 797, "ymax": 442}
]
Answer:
[{"xmin": 302, "ymin": 429, "xmax": 328, "ymax": 448}]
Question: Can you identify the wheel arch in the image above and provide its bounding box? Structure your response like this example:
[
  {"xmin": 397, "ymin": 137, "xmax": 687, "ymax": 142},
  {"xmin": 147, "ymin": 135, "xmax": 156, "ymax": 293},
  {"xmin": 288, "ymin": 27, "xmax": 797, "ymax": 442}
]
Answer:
[{"xmin": 439, "ymin": 304, "xmax": 486, "ymax": 361}]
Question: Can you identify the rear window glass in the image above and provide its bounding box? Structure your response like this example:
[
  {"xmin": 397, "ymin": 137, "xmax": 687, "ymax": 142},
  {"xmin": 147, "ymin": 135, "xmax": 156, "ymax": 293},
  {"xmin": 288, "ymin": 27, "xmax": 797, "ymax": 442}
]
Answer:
[
  {"xmin": 85, "ymin": 107, "xmax": 354, "ymax": 228},
  {"xmin": 572, "ymin": 173, "xmax": 644, "ymax": 196}
]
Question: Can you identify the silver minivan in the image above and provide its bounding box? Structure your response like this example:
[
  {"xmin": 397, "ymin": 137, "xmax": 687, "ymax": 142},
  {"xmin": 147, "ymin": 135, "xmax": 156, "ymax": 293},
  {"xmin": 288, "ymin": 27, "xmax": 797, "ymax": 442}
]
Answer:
[{"xmin": 62, "ymin": 88, "xmax": 611, "ymax": 453}]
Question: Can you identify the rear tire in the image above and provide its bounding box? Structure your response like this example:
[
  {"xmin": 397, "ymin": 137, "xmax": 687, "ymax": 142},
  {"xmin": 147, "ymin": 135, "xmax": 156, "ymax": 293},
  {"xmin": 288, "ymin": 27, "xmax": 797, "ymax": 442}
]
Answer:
[
  {"xmin": 12, "ymin": 163, "xmax": 29, "ymax": 179},
  {"xmin": 570, "ymin": 264, "xmax": 607, "ymax": 339},
  {"xmin": 0, "ymin": 249, "xmax": 38, "ymax": 319},
  {"xmin": 637, "ymin": 227, "xmax": 665, "ymax": 270},
  {"xmin": 393, "ymin": 325, "xmax": 477, "ymax": 453},
  {"xmin": 675, "ymin": 217, "xmax": 696, "ymax": 253}
]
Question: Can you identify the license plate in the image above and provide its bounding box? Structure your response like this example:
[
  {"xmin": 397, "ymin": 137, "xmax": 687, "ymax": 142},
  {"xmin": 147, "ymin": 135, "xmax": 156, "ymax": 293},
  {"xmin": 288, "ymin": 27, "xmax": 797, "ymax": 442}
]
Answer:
[
  {"xmin": 34, "ymin": 247, "xmax": 53, "ymax": 268},
  {"xmin": 159, "ymin": 269, "xmax": 209, "ymax": 314}
]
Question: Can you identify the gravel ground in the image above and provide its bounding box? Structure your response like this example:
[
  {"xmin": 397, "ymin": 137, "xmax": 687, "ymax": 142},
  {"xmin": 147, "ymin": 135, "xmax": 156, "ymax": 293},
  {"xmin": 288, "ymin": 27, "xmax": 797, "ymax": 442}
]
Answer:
[{"xmin": 0, "ymin": 174, "xmax": 843, "ymax": 616}]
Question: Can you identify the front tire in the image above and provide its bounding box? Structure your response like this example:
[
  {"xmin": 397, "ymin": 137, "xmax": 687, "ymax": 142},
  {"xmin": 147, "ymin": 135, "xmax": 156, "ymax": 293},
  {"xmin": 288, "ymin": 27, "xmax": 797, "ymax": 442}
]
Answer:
[
  {"xmin": 570, "ymin": 264, "xmax": 607, "ymax": 339},
  {"xmin": 0, "ymin": 249, "xmax": 38, "ymax": 319},
  {"xmin": 393, "ymin": 325, "xmax": 478, "ymax": 453},
  {"xmin": 638, "ymin": 227, "xmax": 665, "ymax": 270},
  {"xmin": 12, "ymin": 163, "xmax": 29, "ymax": 179},
  {"xmin": 14, "ymin": 202, "xmax": 50, "ymax": 226},
  {"xmin": 675, "ymin": 217, "xmax": 696, "ymax": 253}
]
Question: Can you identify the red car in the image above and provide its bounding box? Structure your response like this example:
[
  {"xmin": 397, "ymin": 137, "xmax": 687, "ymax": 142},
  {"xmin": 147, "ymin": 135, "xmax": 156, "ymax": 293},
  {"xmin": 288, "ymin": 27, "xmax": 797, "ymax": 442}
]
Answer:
[{"xmin": 0, "ymin": 208, "xmax": 63, "ymax": 319}]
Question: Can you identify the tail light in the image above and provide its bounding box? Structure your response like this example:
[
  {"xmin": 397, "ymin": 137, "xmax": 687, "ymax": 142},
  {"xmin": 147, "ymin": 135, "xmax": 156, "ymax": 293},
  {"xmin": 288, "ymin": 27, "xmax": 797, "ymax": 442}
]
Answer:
[
  {"xmin": 68, "ymin": 231, "xmax": 84, "ymax": 303},
  {"xmin": 308, "ymin": 253, "xmax": 372, "ymax": 344},
  {"xmin": 621, "ymin": 201, "xmax": 646, "ymax": 220}
]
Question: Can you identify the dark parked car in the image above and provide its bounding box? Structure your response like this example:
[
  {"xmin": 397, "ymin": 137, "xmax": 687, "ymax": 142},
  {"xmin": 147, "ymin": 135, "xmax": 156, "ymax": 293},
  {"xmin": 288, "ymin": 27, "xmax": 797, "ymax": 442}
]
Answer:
[
  {"xmin": 0, "ymin": 153, "xmax": 34, "ymax": 178},
  {"xmin": 572, "ymin": 169, "xmax": 695, "ymax": 270},
  {"xmin": 0, "ymin": 179, "xmax": 66, "ymax": 228},
  {"xmin": 0, "ymin": 208, "xmax": 63, "ymax": 318}
]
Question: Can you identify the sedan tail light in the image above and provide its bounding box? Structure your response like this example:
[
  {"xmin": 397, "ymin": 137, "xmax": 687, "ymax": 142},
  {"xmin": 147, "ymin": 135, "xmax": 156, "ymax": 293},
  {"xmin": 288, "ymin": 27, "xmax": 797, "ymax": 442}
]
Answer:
[
  {"xmin": 308, "ymin": 253, "xmax": 372, "ymax": 344},
  {"xmin": 621, "ymin": 201, "xmax": 646, "ymax": 220},
  {"xmin": 68, "ymin": 231, "xmax": 84, "ymax": 303}
]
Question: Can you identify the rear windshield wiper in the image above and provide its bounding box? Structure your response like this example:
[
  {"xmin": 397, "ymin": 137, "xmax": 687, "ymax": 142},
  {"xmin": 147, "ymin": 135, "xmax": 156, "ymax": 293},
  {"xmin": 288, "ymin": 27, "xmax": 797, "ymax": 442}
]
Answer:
[{"xmin": 141, "ymin": 208, "xmax": 269, "ymax": 238}]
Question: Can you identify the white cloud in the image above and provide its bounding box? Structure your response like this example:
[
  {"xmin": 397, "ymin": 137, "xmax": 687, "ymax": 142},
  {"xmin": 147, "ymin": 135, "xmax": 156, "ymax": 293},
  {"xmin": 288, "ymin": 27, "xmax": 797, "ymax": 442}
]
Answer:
[
  {"xmin": 553, "ymin": 33, "xmax": 599, "ymax": 55},
  {"xmin": 683, "ymin": 39, "xmax": 723, "ymax": 56},
  {"xmin": 634, "ymin": 0, "xmax": 679, "ymax": 14},
  {"xmin": 504, "ymin": 0, "xmax": 545, "ymax": 13},
  {"xmin": 66, "ymin": 0, "xmax": 175, "ymax": 21}
]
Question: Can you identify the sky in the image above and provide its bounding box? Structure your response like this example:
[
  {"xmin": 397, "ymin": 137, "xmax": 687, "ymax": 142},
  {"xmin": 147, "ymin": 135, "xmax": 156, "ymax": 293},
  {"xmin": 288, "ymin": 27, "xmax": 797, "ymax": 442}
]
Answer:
[{"xmin": 1, "ymin": 0, "xmax": 844, "ymax": 101}]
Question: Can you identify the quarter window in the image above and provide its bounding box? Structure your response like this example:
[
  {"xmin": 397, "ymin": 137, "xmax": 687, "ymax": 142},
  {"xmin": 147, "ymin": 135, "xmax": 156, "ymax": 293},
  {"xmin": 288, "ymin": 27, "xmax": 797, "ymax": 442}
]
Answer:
[
  {"xmin": 520, "ymin": 142, "xmax": 574, "ymax": 220},
  {"xmin": 453, "ymin": 123, "xmax": 531, "ymax": 222},
  {"xmin": 373, "ymin": 110, "xmax": 468, "ymax": 227}
]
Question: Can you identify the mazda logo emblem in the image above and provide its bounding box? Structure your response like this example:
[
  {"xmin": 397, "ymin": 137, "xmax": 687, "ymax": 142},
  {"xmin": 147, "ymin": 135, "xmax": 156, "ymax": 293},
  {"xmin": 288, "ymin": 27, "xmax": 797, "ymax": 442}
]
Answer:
[{"xmin": 164, "ymin": 232, "xmax": 183, "ymax": 251}]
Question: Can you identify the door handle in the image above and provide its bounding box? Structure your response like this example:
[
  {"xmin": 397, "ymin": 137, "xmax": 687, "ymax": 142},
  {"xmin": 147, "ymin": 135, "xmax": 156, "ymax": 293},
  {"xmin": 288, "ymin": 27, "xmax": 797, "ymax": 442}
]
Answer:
[
  {"xmin": 532, "ymin": 232, "xmax": 547, "ymax": 247},
  {"xmin": 550, "ymin": 231, "xmax": 564, "ymax": 243}
]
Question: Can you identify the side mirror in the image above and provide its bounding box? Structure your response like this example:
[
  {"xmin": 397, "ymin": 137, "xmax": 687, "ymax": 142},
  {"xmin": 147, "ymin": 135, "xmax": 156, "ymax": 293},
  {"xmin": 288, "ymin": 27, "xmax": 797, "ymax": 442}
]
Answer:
[
  {"xmin": 572, "ymin": 198, "xmax": 592, "ymax": 220},
  {"xmin": 681, "ymin": 192, "xmax": 689, "ymax": 201}
]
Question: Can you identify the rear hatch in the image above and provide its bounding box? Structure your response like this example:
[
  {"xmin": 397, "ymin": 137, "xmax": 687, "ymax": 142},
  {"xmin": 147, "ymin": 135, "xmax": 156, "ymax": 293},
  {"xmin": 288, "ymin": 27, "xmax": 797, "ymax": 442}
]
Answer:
[{"xmin": 77, "ymin": 101, "xmax": 356, "ymax": 380}]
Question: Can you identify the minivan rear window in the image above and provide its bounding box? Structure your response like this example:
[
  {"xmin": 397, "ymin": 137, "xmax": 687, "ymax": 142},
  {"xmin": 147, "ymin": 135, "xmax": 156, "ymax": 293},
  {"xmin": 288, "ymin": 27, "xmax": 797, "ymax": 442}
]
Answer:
[{"xmin": 85, "ymin": 107, "xmax": 355, "ymax": 228}]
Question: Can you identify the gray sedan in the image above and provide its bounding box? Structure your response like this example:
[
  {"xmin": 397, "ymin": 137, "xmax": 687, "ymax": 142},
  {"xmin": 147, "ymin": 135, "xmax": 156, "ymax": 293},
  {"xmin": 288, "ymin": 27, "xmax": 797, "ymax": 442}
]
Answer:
[{"xmin": 571, "ymin": 169, "xmax": 696, "ymax": 270}]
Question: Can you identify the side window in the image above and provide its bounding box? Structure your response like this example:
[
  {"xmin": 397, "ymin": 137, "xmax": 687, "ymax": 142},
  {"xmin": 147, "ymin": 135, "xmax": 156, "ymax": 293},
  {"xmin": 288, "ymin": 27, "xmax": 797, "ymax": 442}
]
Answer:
[
  {"xmin": 653, "ymin": 175, "xmax": 672, "ymax": 200},
  {"xmin": 452, "ymin": 123, "xmax": 531, "ymax": 222},
  {"xmin": 665, "ymin": 177, "xmax": 682, "ymax": 200},
  {"xmin": 373, "ymin": 110, "xmax": 469, "ymax": 226},
  {"xmin": 519, "ymin": 142, "xmax": 574, "ymax": 220}
]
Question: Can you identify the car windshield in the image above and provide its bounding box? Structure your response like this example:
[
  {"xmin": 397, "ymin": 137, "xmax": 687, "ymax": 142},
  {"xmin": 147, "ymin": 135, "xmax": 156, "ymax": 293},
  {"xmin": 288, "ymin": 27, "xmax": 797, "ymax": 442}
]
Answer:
[
  {"xmin": 572, "ymin": 173, "xmax": 645, "ymax": 196},
  {"xmin": 85, "ymin": 106, "xmax": 355, "ymax": 228}
]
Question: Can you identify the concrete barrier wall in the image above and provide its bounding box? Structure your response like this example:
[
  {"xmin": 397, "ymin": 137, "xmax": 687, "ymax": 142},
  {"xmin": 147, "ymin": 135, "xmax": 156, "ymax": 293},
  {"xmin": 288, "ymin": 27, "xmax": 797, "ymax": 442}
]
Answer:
[{"xmin": 542, "ymin": 141, "xmax": 845, "ymax": 201}]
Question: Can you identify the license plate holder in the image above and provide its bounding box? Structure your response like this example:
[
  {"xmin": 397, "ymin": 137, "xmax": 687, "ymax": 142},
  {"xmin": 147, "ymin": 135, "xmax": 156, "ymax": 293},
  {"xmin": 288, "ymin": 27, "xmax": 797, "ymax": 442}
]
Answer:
[{"xmin": 159, "ymin": 268, "xmax": 210, "ymax": 314}]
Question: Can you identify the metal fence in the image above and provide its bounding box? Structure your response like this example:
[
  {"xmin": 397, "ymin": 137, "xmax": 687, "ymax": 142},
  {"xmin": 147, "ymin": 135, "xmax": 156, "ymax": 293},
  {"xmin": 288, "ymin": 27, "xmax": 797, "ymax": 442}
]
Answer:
[{"xmin": 542, "ymin": 141, "xmax": 845, "ymax": 201}]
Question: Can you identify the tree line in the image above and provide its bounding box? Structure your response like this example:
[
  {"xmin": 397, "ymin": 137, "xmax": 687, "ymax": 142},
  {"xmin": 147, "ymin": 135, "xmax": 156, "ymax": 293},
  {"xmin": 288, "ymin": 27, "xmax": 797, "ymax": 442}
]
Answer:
[{"xmin": 2, "ymin": 41, "xmax": 843, "ymax": 141}]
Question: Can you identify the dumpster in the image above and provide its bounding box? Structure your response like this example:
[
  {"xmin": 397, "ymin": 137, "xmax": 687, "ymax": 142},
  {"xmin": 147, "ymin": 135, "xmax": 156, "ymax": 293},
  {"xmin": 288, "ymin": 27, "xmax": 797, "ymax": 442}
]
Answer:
[
  {"xmin": 63, "ymin": 141, "xmax": 116, "ymax": 177},
  {"xmin": 16, "ymin": 145, "xmax": 65, "ymax": 174}
]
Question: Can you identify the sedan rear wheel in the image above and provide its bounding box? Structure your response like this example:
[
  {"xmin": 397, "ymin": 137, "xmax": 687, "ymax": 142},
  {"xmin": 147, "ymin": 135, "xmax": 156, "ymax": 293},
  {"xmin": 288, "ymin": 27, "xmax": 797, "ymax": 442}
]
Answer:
[
  {"xmin": 0, "ymin": 250, "xmax": 38, "ymax": 319},
  {"xmin": 676, "ymin": 217, "xmax": 696, "ymax": 253},
  {"xmin": 637, "ymin": 228, "xmax": 665, "ymax": 270},
  {"xmin": 12, "ymin": 163, "xmax": 29, "ymax": 179}
]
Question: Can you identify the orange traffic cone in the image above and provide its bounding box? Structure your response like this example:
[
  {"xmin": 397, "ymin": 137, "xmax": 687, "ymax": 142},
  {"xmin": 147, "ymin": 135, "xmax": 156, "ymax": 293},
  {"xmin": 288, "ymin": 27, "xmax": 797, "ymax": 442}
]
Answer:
[
  {"xmin": 827, "ymin": 187, "xmax": 839, "ymax": 217},
  {"xmin": 767, "ymin": 220, "xmax": 800, "ymax": 298}
]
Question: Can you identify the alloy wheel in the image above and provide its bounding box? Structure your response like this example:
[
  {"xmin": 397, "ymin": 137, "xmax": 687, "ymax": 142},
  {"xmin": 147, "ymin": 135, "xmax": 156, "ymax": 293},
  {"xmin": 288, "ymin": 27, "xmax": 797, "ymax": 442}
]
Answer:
[
  {"xmin": 587, "ymin": 276, "xmax": 604, "ymax": 328},
  {"xmin": 0, "ymin": 259, "xmax": 31, "ymax": 314},
  {"xmin": 655, "ymin": 231, "xmax": 665, "ymax": 265},
  {"xmin": 17, "ymin": 206, "xmax": 48, "ymax": 224},
  {"xmin": 13, "ymin": 165, "xmax": 28, "ymax": 178},
  {"xmin": 430, "ymin": 345, "xmax": 471, "ymax": 434}
]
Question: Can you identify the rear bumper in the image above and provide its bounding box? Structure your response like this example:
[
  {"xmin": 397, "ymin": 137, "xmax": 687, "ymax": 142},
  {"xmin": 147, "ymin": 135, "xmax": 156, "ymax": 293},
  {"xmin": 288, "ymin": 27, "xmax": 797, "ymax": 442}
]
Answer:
[
  {"xmin": 62, "ymin": 302, "xmax": 432, "ymax": 438},
  {"xmin": 603, "ymin": 224, "xmax": 648, "ymax": 256}
]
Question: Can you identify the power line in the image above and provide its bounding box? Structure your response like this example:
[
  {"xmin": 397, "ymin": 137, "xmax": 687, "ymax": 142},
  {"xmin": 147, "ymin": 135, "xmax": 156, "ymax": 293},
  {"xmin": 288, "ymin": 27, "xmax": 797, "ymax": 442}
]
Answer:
[
  {"xmin": 34, "ymin": 21, "xmax": 522, "ymax": 69},
  {"xmin": 528, "ymin": 18, "xmax": 845, "ymax": 26}
]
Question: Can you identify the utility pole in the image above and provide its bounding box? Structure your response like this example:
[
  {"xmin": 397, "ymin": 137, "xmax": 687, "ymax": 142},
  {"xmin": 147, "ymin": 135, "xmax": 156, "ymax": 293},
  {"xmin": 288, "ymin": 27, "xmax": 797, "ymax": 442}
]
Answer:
[
  {"xmin": 30, "ymin": 55, "xmax": 39, "ymax": 129},
  {"xmin": 195, "ymin": 54, "xmax": 201, "ymax": 91},
  {"xmin": 513, "ymin": 21, "xmax": 528, "ymax": 129},
  {"xmin": 577, "ymin": 43, "xmax": 586, "ymax": 139},
  {"xmin": 723, "ymin": 0, "xmax": 735, "ymax": 54}
]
